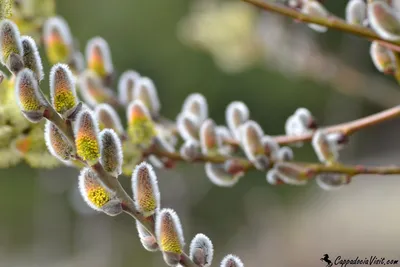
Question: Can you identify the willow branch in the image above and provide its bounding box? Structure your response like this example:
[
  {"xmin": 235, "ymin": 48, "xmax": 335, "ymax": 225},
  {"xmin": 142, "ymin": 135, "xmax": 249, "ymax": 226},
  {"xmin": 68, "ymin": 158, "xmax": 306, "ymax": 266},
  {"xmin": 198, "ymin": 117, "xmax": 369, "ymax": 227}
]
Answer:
[
  {"xmin": 44, "ymin": 110, "xmax": 198, "ymax": 267},
  {"xmin": 302, "ymin": 163, "xmax": 400, "ymax": 176},
  {"xmin": 242, "ymin": 0, "xmax": 400, "ymax": 50},
  {"xmin": 273, "ymin": 105, "xmax": 400, "ymax": 145}
]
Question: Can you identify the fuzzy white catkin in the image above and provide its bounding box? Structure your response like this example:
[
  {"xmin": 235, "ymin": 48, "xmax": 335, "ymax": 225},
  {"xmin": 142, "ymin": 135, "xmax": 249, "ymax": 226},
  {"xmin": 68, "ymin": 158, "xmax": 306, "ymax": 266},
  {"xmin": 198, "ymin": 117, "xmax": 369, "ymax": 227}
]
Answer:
[
  {"xmin": 205, "ymin": 163, "xmax": 241, "ymax": 187},
  {"xmin": 220, "ymin": 254, "xmax": 244, "ymax": 267},
  {"xmin": 118, "ymin": 70, "xmax": 140, "ymax": 105},
  {"xmin": 131, "ymin": 162, "xmax": 161, "ymax": 216},
  {"xmin": 21, "ymin": 36, "xmax": 44, "ymax": 81},
  {"xmin": 368, "ymin": 1, "xmax": 400, "ymax": 41},
  {"xmin": 226, "ymin": 101, "xmax": 249, "ymax": 141},
  {"xmin": 301, "ymin": 0, "xmax": 329, "ymax": 32},
  {"xmin": 133, "ymin": 76, "xmax": 161, "ymax": 116},
  {"xmin": 190, "ymin": 233, "xmax": 214, "ymax": 267},
  {"xmin": 177, "ymin": 112, "xmax": 200, "ymax": 142},
  {"xmin": 345, "ymin": 0, "xmax": 367, "ymax": 25},
  {"xmin": 99, "ymin": 129, "xmax": 123, "ymax": 177},
  {"xmin": 182, "ymin": 93, "xmax": 208, "ymax": 123}
]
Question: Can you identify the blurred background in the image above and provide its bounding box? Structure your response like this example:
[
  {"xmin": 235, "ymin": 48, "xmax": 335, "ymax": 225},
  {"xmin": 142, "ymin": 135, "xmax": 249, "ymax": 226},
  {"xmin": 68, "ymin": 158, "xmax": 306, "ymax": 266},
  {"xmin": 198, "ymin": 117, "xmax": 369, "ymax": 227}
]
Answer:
[{"xmin": 1, "ymin": 0, "xmax": 400, "ymax": 266}]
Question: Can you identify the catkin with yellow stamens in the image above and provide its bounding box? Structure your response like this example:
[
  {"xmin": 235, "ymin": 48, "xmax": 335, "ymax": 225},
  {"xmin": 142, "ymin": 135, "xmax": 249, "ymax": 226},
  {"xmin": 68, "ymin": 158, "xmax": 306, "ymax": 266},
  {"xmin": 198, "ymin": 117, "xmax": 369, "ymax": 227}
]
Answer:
[
  {"xmin": 155, "ymin": 208, "xmax": 185, "ymax": 266},
  {"xmin": 50, "ymin": 63, "xmax": 78, "ymax": 117},
  {"xmin": 15, "ymin": 68, "xmax": 47, "ymax": 123},
  {"xmin": 85, "ymin": 37, "xmax": 113, "ymax": 79},
  {"xmin": 78, "ymin": 167, "xmax": 122, "ymax": 216},
  {"xmin": 127, "ymin": 100, "xmax": 156, "ymax": 146},
  {"xmin": 43, "ymin": 16, "xmax": 73, "ymax": 64},
  {"xmin": 74, "ymin": 110, "xmax": 100, "ymax": 164},
  {"xmin": 132, "ymin": 162, "xmax": 160, "ymax": 216},
  {"xmin": 0, "ymin": 19, "xmax": 23, "ymax": 67}
]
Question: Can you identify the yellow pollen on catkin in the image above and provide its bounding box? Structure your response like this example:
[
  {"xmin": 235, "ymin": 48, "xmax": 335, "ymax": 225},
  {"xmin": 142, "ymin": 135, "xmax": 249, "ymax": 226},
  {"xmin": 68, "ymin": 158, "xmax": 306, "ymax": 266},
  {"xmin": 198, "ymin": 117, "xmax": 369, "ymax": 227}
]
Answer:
[
  {"xmin": 88, "ymin": 48, "xmax": 106, "ymax": 78},
  {"xmin": 46, "ymin": 31, "xmax": 70, "ymax": 64},
  {"xmin": 160, "ymin": 215, "xmax": 182, "ymax": 254},
  {"xmin": 87, "ymin": 187, "xmax": 110, "ymax": 208},
  {"xmin": 76, "ymin": 134, "xmax": 100, "ymax": 162},
  {"xmin": 54, "ymin": 89, "xmax": 76, "ymax": 114}
]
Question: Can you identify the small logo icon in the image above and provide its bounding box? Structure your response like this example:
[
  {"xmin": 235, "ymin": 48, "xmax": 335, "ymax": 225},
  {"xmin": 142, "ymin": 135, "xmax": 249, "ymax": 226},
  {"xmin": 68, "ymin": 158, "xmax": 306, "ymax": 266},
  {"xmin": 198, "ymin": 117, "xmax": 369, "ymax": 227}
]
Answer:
[{"xmin": 321, "ymin": 254, "xmax": 333, "ymax": 267}]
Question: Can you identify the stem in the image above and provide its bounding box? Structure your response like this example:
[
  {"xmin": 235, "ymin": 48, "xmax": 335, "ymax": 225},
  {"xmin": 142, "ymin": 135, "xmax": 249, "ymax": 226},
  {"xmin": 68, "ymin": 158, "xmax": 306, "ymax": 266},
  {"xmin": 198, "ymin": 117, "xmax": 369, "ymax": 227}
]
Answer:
[
  {"xmin": 242, "ymin": 0, "xmax": 400, "ymax": 49},
  {"xmin": 273, "ymin": 105, "xmax": 400, "ymax": 145},
  {"xmin": 303, "ymin": 163, "xmax": 400, "ymax": 176}
]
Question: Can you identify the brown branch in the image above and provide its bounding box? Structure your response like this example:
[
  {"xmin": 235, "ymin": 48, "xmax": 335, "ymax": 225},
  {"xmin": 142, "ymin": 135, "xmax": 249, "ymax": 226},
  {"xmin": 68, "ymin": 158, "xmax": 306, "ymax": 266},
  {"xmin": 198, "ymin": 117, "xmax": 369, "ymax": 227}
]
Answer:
[
  {"xmin": 302, "ymin": 163, "xmax": 400, "ymax": 176},
  {"xmin": 242, "ymin": 0, "xmax": 400, "ymax": 50},
  {"xmin": 273, "ymin": 105, "xmax": 400, "ymax": 145}
]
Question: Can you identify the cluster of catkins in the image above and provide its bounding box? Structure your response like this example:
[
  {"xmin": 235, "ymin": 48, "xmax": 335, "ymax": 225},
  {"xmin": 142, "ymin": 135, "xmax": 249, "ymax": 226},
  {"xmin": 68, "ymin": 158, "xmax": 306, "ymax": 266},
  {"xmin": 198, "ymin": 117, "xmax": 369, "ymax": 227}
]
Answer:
[
  {"xmin": 1, "ymin": 10, "xmax": 353, "ymax": 191},
  {"xmin": 0, "ymin": 16, "xmax": 247, "ymax": 267},
  {"xmin": 80, "ymin": 162, "xmax": 244, "ymax": 267},
  {"xmin": 287, "ymin": 0, "xmax": 400, "ymax": 75}
]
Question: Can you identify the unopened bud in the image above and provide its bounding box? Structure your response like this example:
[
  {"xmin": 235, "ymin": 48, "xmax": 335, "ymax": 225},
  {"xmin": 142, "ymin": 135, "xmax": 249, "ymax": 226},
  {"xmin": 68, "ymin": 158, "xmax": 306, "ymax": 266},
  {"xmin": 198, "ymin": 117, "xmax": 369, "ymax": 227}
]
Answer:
[
  {"xmin": 177, "ymin": 112, "xmax": 200, "ymax": 142},
  {"xmin": 226, "ymin": 101, "xmax": 249, "ymax": 141},
  {"xmin": 155, "ymin": 208, "xmax": 185, "ymax": 266},
  {"xmin": 15, "ymin": 68, "xmax": 47, "ymax": 122},
  {"xmin": 136, "ymin": 221, "xmax": 159, "ymax": 251},
  {"xmin": 312, "ymin": 130, "xmax": 339, "ymax": 164},
  {"xmin": 200, "ymin": 119, "xmax": 222, "ymax": 156},
  {"xmin": 99, "ymin": 129, "xmax": 123, "ymax": 177},
  {"xmin": 346, "ymin": 0, "xmax": 367, "ymax": 25},
  {"xmin": 316, "ymin": 173, "xmax": 350, "ymax": 190},
  {"xmin": 133, "ymin": 77, "xmax": 161, "ymax": 117},
  {"xmin": 273, "ymin": 162, "xmax": 308, "ymax": 185},
  {"xmin": 8, "ymin": 52, "xmax": 24, "ymax": 74},
  {"xmin": 369, "ymin": 1, "xmax": 400, "ymax": 41},
  {"xmin": 132, "ymin": 162, "xmax": 160, "ymax": 217},
  {"xmin": 205, "ymin": 162, "xmax": 242, "ymax": 187},
  {"xmin": 301, "ymin": 0, "xmax": 329, "ymax": 32},
  {"xmin": 74, "ymin": 110, "xmax": 100, "ymax": 164},
  {"xmin": 182, "ymin": 93, "xmax": 208, "ymax": 123},
  {"xmin": 118, "ymin": 70, "xmax": 140, "ymax": 106},
  {"xmin": 0, "ymin": 20, "xmax": 23, "ymax": 68},
  {"xmin": 240, "ymin": 121, "xmax": 267, "ymax": 170},
  {"xmin": 94, "ymin": 104, "xmax": 124, "ymax": 135},
  {"xmin": 220, "ymin": 254, "xmax": 244, "ymax": 267},
  {"xmin": 190, "ymin": 233, "xmax": 214, "ymax": 267},
  {"xmin": 44, "ymin": 121, "xmax": 74, "ymax": 162},
  {"xmin": 370, "ymin": 41, "xmax": 396, "ymax": 74},
  {"xmin": 21, "ymin": 36, "xmax": 44, "ymax": 81}
]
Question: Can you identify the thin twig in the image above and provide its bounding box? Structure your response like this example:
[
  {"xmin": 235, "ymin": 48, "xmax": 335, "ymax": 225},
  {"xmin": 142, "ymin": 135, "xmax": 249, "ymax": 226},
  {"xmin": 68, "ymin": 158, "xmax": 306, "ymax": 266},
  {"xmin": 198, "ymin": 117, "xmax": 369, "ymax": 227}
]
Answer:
[
  {"xmin": 273, "ymin": 105, "xmax": 400, "ymax": 145},
  {"xmin": 242, "ymin": 0, "xmax": 400, "ymax": 50},
  {"xmin": 302, "ymin": 163, "xmax": 400, "ymax": 176}
]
